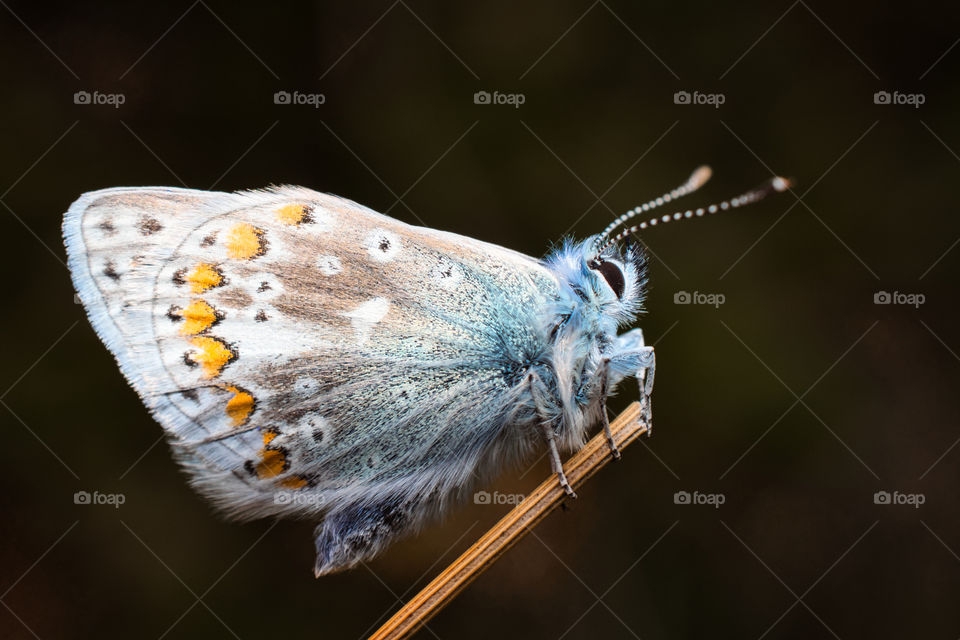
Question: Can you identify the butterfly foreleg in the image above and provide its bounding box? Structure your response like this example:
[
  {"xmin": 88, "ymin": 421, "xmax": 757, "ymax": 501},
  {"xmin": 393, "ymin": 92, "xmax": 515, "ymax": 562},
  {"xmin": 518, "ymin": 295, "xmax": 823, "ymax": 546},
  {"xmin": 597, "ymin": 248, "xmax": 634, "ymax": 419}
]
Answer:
[
  {"xmin": 528, "ymin": 371, "xmax": 577, "ymax": 499},
  {"xmin": 639, "ymin": 349, "xmax": 655, "ymax": 429},
  {"xmin": 608, "ymin": 328, "xmax": 656, "ymax": 432}
]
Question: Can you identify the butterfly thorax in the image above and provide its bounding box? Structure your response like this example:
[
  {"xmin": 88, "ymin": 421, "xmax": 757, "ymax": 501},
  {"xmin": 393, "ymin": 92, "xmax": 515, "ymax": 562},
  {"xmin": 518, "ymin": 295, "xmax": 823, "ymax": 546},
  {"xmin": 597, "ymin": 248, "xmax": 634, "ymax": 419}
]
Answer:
[{"xmin": 534, "ymin": 237, "xmax": 648, "ymax": 451}]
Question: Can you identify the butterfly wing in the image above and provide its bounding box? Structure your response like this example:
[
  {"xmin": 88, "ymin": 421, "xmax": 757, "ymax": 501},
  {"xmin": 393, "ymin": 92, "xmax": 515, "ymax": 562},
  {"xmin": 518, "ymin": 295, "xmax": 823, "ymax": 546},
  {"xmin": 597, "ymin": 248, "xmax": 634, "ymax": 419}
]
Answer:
[{"xmin": 64, "ymin": 186, "xmax": 559, "ymax": 573}]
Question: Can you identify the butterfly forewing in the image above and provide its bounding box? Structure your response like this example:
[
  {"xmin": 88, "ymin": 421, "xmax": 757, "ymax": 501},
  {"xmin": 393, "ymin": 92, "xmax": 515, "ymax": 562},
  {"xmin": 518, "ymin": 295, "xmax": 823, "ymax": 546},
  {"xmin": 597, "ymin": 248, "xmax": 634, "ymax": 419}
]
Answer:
[{"xmin": 65, "ymin": 186, "xmax": 559, "ymax": 521}]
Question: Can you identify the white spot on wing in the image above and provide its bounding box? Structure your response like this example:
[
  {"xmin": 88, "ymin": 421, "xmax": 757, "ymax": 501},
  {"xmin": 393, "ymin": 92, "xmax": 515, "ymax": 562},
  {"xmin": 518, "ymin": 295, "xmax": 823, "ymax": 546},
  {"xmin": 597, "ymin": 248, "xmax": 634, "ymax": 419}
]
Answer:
[
  {"xmin": 429, "ymin": 259, "xmax": 463, "ymax": 291},
  {"xmin": 317, "ymin": 255, "xmax": 342, "ymax": 275},
  {"xmin": 311, "ymin": 208, "xmax": 334, "ymax": 232},
  {"xmin": 363, "ymin": 229, "xmax": 401, "ymax": 263},
  {"xmin": 289, "ymin": 414, "xmax": 331, "ymax": 453},
  {"xmin": 251, "ymin": 273, "xmax": 284, "ymax": 300},
  {"xmin": 296, "ymin": 377, "xmax": 320, "ymax": 395},
  {"xmin": 343, "ymin": 297, "xmax": 390, "ymax": 346}
]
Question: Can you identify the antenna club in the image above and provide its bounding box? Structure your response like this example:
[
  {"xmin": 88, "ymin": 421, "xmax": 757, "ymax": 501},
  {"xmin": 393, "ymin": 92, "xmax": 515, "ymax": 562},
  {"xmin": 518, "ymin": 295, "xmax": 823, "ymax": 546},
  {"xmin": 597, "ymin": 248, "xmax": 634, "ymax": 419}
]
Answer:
[
  {"xmin": 690, "ymin": 165, "xmax": 712, "ymax": 189},
  {"xmin": 771, "ymin": 176, "xmax": 791, "ymax": 192}
]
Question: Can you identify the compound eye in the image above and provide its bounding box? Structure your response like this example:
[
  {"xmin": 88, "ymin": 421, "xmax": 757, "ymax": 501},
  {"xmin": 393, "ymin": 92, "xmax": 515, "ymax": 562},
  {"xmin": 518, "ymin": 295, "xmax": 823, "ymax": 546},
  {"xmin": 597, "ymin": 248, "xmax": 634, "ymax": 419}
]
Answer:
[{"xmin": 593, "ymin": 259, "xmax": 625, "ymax": 298}]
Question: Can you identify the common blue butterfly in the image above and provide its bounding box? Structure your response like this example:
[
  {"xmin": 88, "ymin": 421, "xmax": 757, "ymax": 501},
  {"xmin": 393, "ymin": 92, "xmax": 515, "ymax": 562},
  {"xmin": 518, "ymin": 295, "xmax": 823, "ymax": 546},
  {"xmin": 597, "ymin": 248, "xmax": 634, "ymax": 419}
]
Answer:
[{"xmin": 63, "ymin": 167, "xmax": 789, "ymax": 575}]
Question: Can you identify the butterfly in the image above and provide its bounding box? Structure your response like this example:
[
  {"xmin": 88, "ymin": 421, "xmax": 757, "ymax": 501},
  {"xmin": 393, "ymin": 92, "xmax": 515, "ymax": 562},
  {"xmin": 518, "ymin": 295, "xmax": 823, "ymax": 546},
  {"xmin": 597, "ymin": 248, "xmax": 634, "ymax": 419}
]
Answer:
[{"xmin": 63, "ymin": 167, "xmax": 789, "ymax": 576}]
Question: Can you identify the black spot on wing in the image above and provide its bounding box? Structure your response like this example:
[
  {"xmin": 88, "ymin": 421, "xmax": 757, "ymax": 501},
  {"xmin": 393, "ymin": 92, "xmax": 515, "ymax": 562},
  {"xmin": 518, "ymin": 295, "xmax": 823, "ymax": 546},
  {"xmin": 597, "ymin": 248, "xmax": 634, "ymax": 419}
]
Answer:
[
  {"xmin": 104, "ymin": 260, "xmax": 120, "ymax": 281},
  {"xmin": 138, "ymin": 216, "xmax": 163, "ymax": 235}
]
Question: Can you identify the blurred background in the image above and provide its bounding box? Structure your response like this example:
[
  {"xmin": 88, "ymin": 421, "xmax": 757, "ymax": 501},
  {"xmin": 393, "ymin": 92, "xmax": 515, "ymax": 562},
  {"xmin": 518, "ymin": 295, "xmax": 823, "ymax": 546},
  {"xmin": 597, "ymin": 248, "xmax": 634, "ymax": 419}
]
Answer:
[{"xmin": 2, "ymin": 1, "xmax": 959, "ymax": 638}]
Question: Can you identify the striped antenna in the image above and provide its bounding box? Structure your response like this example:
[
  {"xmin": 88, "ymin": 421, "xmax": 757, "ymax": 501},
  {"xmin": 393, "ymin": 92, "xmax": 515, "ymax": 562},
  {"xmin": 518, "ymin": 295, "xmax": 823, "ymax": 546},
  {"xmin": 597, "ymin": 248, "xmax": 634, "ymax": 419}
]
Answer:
[
  {"xmin": 594, "ymin": 165, "xmax": 713, "ymax": 251},
  {"xmin": 593, "ymin": 174, "xmax": 792, "ymax": 257}
]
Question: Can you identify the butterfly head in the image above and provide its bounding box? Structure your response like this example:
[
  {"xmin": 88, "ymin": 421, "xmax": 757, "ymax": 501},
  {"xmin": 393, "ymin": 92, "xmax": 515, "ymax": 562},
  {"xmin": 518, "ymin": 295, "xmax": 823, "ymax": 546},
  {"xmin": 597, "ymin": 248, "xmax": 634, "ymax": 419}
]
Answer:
[
  {"xmin": 543, "ymin": 237, "xmax": 649, "ymax": 330},
  {"xmin": 546, "ymin": 166, "xmax": 792, "ymax": 331}
]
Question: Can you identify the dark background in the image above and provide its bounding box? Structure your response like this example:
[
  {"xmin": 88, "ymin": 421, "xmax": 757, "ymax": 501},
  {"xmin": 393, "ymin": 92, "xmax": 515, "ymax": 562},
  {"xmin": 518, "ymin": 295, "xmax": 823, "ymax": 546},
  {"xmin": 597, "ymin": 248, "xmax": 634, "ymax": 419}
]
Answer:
[{"xmin": 2, "ymin": 1, "xmax": 959, "ymax": 638}]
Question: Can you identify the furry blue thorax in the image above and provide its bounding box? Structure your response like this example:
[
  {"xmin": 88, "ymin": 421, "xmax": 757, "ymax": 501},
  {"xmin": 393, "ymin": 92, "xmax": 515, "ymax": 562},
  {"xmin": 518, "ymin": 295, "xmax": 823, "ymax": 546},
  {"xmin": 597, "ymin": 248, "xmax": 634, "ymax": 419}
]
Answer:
[{"xmin": 521, "ymin": 236, "xmax": 650, "ymax": 450}]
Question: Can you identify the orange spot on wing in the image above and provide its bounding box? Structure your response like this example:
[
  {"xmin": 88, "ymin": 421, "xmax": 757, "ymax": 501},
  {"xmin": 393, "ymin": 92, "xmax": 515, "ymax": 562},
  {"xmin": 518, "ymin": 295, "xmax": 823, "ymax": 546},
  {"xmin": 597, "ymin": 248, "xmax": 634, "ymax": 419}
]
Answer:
[
  {"xmin": 186, "ymin": 263, "xmax": 223, "ymax": 293},
  {"xmin": 224, "ymin": 385, "xmax": 255, "ymax": 426},
  {"xmin": 188, "ymin": 336, "xmax": 235, "ymax": 378},
  {"xmin": 256, "ymin": 448, "xmax": 287, "ymax": 478},
  {"xmin": 225, "ymin": 223, "xmax": 266, "ymax": 259},
  {"xmin": 245, "ymin": 428, "xmax": 291, "ymax": 479},
  {"xmin": 275, "ymin": 203, "xmax": 312, "ymax": 225},
  {"xmin": 177, "ymin": 299, "xmax": 219, "ymax": 335},
  {"xmin": 278, "ymin": 475, "xmax": 307, "ymax": 489}
]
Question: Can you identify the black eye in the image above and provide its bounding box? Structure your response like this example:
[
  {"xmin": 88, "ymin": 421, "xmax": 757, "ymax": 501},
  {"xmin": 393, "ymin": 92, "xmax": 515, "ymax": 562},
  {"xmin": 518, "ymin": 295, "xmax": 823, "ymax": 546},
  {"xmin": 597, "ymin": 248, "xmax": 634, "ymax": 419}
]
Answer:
[{"xmin": 593, "ymin": 260, "xmax": 625, "ymax": 298}]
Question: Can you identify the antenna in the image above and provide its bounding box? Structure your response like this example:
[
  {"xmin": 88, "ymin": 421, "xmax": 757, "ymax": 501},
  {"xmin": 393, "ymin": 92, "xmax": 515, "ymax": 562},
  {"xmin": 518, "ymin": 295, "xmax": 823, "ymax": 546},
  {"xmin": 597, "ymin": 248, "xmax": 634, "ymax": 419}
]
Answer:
[
  {"xmin": 593, "ymin": 173, "xmax": 792, "ymax": 258},
  {"xmin": 594, "ymin": 165, "xmax": 713, "ymax": 249}
]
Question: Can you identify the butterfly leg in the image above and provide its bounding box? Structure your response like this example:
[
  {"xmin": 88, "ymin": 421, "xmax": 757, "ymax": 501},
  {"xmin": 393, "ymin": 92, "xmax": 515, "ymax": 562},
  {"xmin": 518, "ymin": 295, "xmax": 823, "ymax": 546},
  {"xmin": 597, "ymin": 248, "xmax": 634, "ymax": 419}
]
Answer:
[
  {"xmin": 638, "ymin": 348, "xmax": 655, "ymax": 431},
  {"xmin": 528, "ymin": 372, "xmax": 577, "ymax": 498},
  {"xmin": 541, "ymin": 421, "xmax": 576, "ymax": 498},
  {"xmin": 597, "ymin": 359, "xmax": 621, "ymax": 461},
  {"xmin": 623, "ymin": 348, "xmax": 655, "ymax": 431},
  {"xmin": 607, "ymin": 332, "xmax": 656, "ymax": 432}
]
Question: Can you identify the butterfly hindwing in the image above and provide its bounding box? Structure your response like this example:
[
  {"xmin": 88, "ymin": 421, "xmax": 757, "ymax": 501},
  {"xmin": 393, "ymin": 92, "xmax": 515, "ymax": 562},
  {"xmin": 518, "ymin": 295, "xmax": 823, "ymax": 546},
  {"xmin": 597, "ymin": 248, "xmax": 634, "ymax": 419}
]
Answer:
[{"xmin": 66, "ymin": 186, "xmax": 559, "ymax": 572}]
